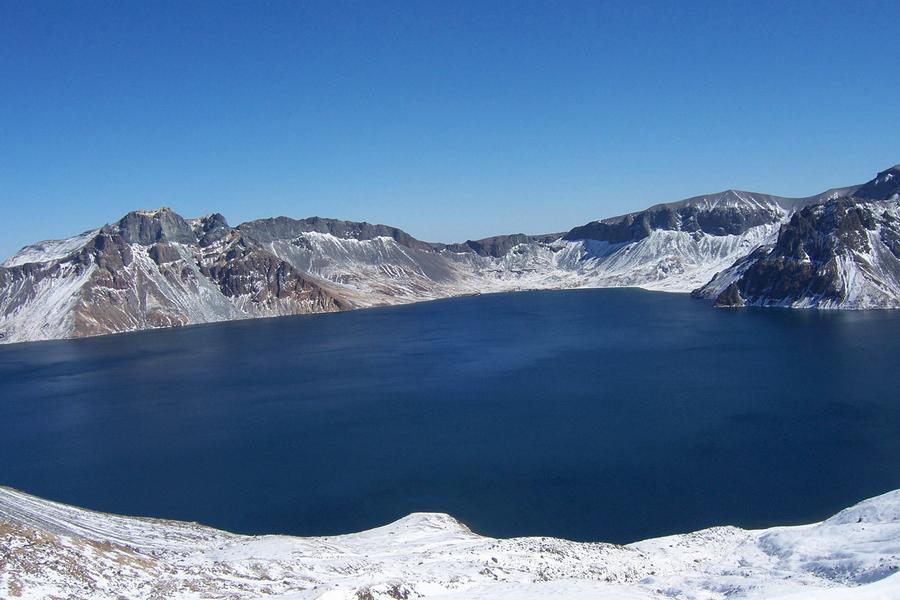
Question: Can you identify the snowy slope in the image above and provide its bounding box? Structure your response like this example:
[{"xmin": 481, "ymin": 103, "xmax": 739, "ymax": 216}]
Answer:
[
  {"xmin": 447, "ymin": 222, "xmax": 782, "ymax": 294},
  {"xmin": 260, "ymin": 231, "xmax": 481, "ymax": 306},
  {"xmin": 1, "ymin": 228, "xmax": 101, "ymax": 268},
  {"xmin": 0, "ymin": 261, "xmax": 97, "ymax": 342},
  {"xmin": 1, "ymin": 485, "xmax": 898, "ymax": 599}
]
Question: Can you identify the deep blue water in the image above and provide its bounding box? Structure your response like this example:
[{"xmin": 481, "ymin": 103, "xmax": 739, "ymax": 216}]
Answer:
[{"xmin": 1, "ymin": 288, "xmax": 899, "ymax": 543}]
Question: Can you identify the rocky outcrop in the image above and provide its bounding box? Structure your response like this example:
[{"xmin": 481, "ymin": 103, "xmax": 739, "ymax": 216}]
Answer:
[
  {"xmin": 695, "ymin": 168, "xmax": 900, "ymax": 309},
  {"xmin": 713, "ymin": 283, "xmax": 744, "ymax": 307},
  {"xmin": 193, "ymin": 213, "xmax": 231, "ymax": 247},
  {"xmin": 850, "ymin": 164, "xmax": 900, "ymax": 202},
  {"xmin": 110, "ymin": 207, "xmax": 197, "ymax": 245},
  {"xmin": 200, "ymin": 236, "xmax": 345, "ymax": 314}
]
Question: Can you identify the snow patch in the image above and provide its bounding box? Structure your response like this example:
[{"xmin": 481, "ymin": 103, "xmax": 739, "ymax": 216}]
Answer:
[{"xmin": 2, "ymin": 228, "xmax": 100, "ymax": 268}]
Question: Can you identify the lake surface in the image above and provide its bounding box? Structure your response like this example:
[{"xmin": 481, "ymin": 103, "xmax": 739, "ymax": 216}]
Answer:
[{"xmin": 1, "ymin": 288, "xmax": 899, "ymax": 543}]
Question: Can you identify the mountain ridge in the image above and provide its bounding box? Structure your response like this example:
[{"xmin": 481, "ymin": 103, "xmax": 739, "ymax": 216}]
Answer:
[{"xmin": 2, "ymin": 165, "xmax": 898, "ymax": 344}]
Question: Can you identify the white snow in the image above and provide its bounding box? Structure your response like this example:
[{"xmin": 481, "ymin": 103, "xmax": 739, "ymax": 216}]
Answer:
[
  {"xmin": 1, "ymin": 485, "xmax": 898, "ymax": 599},
  {"xmin": 1, "ymin": 228, "xmax": 100, "ymax": 268},
  {"xmin": 0, "ymin": 261, "xmax": 96, "ymax": 343}
]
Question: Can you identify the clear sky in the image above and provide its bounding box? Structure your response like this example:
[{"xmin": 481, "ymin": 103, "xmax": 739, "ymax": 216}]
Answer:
[{"xmin": 2, "ymin": 1, "xmax": 899, "ymax": 260}]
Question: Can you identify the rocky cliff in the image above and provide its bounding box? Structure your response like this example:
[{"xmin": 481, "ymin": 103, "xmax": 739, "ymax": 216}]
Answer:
[{"xmin": 694, "ymin": 166, "xmax": 900, "ymax": 308}]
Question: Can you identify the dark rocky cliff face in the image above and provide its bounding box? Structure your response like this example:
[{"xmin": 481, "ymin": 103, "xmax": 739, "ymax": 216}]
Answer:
[
  {"xmin": 200, "ymin": 237, "xmax": 346, "ymax": 313},
  {"xmin": 111, "ymin": 208, "xmax": 197, "ymax": 245},
  {"xmin": 195, "ymin": 213, "xmax": 231, "ymax": 247},
  {"xmin": 713, "ymin": 283, "xmax": 745, "ymax": 307},
  {"xmin": 701, "ymin": 171, "xmax": 900, "ymax": 308},
  {"xmin": 850, "ymin": 165, "xmax": 900, "ymax": 202}
]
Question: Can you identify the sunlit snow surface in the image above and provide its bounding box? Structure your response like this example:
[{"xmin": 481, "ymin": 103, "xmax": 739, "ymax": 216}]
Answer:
[
  {"xmin": 1, "ymin": 485, "xmax": 898, "ymax": 599},
  {"xmin": 0, "ymin": 229, "xmax": 101, "ymax": 268},
  {"xmin": 249, "ymin": 222, "xmax": 784, "ymax": 307}
]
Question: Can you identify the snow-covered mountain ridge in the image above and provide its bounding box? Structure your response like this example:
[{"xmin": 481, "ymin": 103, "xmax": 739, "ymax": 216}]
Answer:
[
  {"xmin": 694, "ymin": 166, "xmax": 900, "ymax": 308},
  {"xmin": 1, "ymin": 485, "xmax": 898, "ymax": 599},
  {"xmin": 1, "ymin": 166, "xmax": 897, "ymax": 343}
]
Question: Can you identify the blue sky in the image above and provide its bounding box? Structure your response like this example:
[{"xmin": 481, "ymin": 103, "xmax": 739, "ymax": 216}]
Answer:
[{"xmin": 1, "ymin": 1, "xmax": 899, "ymax": 260}]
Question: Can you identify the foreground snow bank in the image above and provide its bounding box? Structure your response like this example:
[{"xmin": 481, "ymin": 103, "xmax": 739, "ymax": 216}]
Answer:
[{"xmin": 0, "ymin": 485, "xmax": 898, "ymax": 599}]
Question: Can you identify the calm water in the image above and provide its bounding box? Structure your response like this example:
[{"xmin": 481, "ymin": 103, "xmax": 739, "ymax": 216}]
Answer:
[{"xmin": 1, "ymin": 288, "xmax": 899, "ymax": 543}]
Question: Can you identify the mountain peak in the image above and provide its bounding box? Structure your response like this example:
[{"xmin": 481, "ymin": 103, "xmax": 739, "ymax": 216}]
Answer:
[
  {"xmin": 874, "ymin": 164, "xmax": 900, "ymax": 180},
  {"xmin": 127, "ymin": 206, "xmax": 177, "ymax": 217},
  {"xmin": 111, "ymin": 206, "xmax": 196, "ymax": 245},
  {"xmin": 851, "ymin": 164, "xmax": 900, "ymax": 201}
]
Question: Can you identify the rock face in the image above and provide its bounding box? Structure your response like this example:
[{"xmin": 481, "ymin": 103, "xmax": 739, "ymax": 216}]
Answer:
[
  {"xmin": 113, "ymin": 208, "xmax": 197, "ymax": 245},
  {"xmin": 0, "ymin": 209, "xmax": 346, "ymax": 343},
  {"xmin": 0, "ymin": 484, "xmax": 899, "ymax": 599},
  {"xmin": 694, "ymin": 166, "xmax": 900, "ymax": 309},
  {"xmin": 713, "ymin": 282, "xmax": 745, "ymax": 307},
  {"xmin": 1, "ymin": 166, "xmax": 898, "ymax": 343}
]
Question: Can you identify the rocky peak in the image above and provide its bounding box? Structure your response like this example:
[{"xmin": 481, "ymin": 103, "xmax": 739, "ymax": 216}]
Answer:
[
  {"xmin": 852, "ymin": 165, "xmax": 900, "ymax": 201},
  {"xmin": 109, "ymin": 207, "xmax": 197, "ymax": 245},
  {"xmin": 193, "ymin": 213, "xmax": 232, "ymax": 247},
  {"xmin": 773, "ymin": 199, "xmax": 877, "ymax": 260}
]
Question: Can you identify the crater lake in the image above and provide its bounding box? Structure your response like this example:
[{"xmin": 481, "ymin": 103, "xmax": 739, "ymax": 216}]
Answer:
[{"xmin": 1, "ymin": 288, "xmax": 899, "ymax": 543}]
